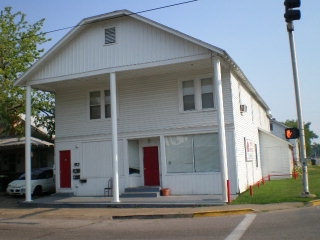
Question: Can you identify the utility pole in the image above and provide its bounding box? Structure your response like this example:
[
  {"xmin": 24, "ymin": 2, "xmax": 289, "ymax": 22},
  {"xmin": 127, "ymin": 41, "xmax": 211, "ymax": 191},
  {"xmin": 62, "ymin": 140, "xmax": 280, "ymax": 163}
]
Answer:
[{"xmin": 284, "ymin": 0, "xmax": 312, "ymax": 196}]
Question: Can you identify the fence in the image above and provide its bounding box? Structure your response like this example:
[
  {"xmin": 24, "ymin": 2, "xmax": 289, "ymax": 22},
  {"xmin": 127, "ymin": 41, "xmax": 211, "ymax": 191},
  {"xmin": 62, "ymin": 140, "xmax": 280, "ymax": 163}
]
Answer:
[{"xmin": 249, "ymin": 172, "xmax": 299, "ymax": 197}]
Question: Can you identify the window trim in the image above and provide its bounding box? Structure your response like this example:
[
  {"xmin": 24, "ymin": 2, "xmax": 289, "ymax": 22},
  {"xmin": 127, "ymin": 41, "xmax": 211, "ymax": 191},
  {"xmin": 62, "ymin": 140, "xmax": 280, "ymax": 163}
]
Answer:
[
  {"xmin": 89, "ymin": 91, "xmax": 101, "ymax": 120},
  {"xmin": 88, "ymin": 89, "xmax": 116, "ymax": 121},
  {"xmin": 179, "ymin": 75, "xmax": 215, "ymax": 113},
  {"xmin": 165, "ymin": 133, "xmax": 220, "ymax": 174}
]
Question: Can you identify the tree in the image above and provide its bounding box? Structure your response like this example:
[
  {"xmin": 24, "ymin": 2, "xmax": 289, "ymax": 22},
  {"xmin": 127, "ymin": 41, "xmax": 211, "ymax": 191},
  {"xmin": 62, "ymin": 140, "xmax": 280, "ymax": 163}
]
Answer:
[
  {"xmin": 311, "ymin": 143, "xmax": 320, "ymax": 158},
  {"xmin": 284, "ymin": 120, "xmax": 319, "ymax": 157},
  {"xmin": 0, "ymin": 7, "xmax": 54, "ymax": 139}
]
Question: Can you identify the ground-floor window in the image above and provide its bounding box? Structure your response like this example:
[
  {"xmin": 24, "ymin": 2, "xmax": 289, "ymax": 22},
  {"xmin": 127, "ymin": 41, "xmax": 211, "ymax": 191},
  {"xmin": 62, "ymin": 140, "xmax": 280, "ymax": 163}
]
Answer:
[
  {"xmin": 128, "ymin": 140, "xmax": 140, "ymax": 174},
  {"xmin": 165, "ymin": 133, "xmax": 220, "ymax": 173}
]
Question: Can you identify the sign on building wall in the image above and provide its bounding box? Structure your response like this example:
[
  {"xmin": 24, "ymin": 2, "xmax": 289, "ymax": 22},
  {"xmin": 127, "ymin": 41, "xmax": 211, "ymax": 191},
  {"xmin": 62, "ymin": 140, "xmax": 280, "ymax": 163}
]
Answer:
[{"xmin": 245, "ymin": 138, "xmax": 256, "ymax": 162}]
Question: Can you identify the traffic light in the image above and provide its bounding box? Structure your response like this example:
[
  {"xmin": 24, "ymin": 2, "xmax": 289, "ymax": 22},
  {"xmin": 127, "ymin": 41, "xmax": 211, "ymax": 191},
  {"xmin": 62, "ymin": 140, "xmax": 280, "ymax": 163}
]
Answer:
[
  {"xmin": 285, "ymin": 127, "xmax": 300, "ymax": 139},
  {"xmin": 284, "ymin": 0, "xmax": 301, "ymax": 22}
]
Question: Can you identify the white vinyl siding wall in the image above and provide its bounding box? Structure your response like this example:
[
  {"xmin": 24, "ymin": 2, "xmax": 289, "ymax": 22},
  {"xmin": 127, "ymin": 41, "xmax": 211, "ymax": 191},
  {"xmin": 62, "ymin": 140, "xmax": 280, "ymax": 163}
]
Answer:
[
  {"xmin": 55, "ymin": 140, "xmax": 124, "ymax": 196},
  {"xmin": 230, "ymin": 72, "xmax": 270, "ymax": 193},
  {"xmin": 259, "ymin": 131, "xmax": 293, "ymax": 178},
  {"xmin": 54, "ymin": 66, "xmax": 235, "ymax": 196},
  {"xmin": 28, "ymin": 17, "xmax": 209, "ymax": 83},
  {"xmin": 55, "ymin": 68, "xmax": 232, "ymax": 139}
]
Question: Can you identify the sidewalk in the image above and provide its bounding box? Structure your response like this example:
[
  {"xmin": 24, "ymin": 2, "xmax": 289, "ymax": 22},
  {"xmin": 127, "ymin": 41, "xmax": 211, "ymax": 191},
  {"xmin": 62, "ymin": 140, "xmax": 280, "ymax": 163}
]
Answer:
[
  {"xmin": 19, "ymin": 193, "xmax": 226, "ymax": 208},
  {"xmin": 4, "ymin": 193, "xmax": 306, "ymax": 220},
  {"xmin": 2, "ymin": 193, "xmax": 319, "ymax": 221}
]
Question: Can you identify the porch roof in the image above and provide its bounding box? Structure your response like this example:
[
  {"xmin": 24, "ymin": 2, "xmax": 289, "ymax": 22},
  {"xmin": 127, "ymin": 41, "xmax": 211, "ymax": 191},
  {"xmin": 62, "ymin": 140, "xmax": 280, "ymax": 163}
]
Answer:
[{"xmin": 0, "ymin": 137, "xmax": 54, "ymax": 150}]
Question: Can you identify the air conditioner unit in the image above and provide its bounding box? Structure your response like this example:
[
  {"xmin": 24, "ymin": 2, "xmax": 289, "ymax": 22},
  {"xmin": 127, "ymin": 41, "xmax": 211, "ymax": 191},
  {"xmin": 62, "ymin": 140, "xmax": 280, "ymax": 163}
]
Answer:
[{"xmin": 240, "ymin": 104, "xmax": 247, "ymax": 113}]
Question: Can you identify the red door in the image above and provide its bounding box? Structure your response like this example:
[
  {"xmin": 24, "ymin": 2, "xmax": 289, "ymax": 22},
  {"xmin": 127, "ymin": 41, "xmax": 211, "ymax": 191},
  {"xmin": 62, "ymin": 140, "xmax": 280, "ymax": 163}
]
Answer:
[
  {"xmin": 143, "ymin": 146, "xmax": 160, "ymax": 186},
  {"xmin": 59, "ymin": 150, "xmax": 71, "ymax": 188}
]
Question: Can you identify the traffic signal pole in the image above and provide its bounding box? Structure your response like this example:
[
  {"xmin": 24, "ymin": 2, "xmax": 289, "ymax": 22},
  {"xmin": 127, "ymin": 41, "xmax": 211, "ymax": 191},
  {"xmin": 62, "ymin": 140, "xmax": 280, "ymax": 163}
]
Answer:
[{"xmin": 286, "ymin": 21, "xmax": 310, "ymax": 196}]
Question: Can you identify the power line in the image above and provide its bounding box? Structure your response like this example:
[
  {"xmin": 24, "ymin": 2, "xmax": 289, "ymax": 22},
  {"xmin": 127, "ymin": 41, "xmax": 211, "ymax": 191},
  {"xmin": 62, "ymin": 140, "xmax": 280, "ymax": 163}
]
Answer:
[{"xmin": 44, "ymin": 0, "xmax": 199, "ymax": 36}]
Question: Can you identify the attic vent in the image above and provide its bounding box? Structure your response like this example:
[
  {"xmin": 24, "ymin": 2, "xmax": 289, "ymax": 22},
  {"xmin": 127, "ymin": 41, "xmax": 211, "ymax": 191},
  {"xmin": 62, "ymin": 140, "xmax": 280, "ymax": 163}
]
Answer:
[{"xmin": 105, "ymin": 27, "xmax": 116, "ymax": 44}]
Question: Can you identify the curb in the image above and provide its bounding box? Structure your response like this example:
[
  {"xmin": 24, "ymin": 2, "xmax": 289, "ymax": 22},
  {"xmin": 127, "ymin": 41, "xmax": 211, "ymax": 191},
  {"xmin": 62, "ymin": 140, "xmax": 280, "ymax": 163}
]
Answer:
[
  {"xmin": 112, "ymin": 208, "xmax": 255, "ymax": 220},
  {"xmin": 19, "ymin": 201, "xmax": 225, "ymax": 209},
  {"xmin": 193, "ymin": 208, "xmax": 255, "ymax": 217},
  {"xmin": 113, "ymin": 213, "xmax": 193, "ymax": 220},
  {"xmin": 308, "ymin": 199, "xmax": 320, "ymax": 207}
]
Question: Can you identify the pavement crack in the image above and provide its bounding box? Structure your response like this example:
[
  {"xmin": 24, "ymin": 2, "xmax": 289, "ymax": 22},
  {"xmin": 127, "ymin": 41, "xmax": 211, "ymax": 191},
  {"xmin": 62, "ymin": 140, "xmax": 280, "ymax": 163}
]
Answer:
[{"xmin": 18, "ymin": 208, "xmax": 58, "ymax": 219}]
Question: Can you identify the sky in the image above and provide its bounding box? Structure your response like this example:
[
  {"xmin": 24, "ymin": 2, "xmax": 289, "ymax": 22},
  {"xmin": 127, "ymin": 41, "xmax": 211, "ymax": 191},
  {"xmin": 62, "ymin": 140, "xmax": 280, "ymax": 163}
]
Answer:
[{"xmin": 1, "ymin": 0, "xmax": 320, "ymax": 143}]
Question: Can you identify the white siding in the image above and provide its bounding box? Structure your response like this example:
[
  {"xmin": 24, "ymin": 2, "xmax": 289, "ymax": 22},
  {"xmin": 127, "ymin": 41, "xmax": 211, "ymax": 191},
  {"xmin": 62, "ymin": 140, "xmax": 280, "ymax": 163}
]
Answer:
[
  {"xmin": 259, "ymin": 131, "xmax": 293, "ymax": 178},
  {"xmin": 271, "ymin": 121, "xmax": 287, "ymax": 139},
  {"xmin": 230, "ymin": 72, "xmax": 270, "ymax": 193},
  {"xmin": 55, "ymin": 69, "xmax": 234, "ymax": 139},
  {"xmin": 53, "ymin": 66, "xmax": 237, "ymax": 196},
  {"xmin": 29, "ymin": 17, "xmax": 208, "ymax": 82},
  {"xmin": 163, "ymin": 173, "xmax": 221, "ymax": 195},
  {"xmin": 55, "ymin": 140, "xmax": 125, "ymax": 196}
]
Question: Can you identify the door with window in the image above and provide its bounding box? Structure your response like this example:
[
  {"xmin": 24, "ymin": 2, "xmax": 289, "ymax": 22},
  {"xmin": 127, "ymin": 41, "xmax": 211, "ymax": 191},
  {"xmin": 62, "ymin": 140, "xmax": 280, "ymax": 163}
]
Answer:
[
  {"xmin": 59, "ymin": 150, "xmax": 71, "ymax": 188},
  {"xmin": 143, "ymin": 146, "xmax": 160, "ymax": 186}
]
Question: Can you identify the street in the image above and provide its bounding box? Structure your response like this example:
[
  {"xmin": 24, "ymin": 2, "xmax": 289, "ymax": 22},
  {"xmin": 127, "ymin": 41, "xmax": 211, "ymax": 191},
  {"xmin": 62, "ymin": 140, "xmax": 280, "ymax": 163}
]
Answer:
[{"xmin": 1, "ymin": 204, "xmax": 320, "ymax": 239}]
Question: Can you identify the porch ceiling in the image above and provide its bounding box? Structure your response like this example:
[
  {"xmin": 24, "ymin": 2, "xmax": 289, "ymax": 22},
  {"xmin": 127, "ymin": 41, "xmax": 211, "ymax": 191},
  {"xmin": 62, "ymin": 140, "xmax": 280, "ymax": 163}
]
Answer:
[{"xmin": 31, "ymin": 58, "xmax": 212, "ymax": 92}]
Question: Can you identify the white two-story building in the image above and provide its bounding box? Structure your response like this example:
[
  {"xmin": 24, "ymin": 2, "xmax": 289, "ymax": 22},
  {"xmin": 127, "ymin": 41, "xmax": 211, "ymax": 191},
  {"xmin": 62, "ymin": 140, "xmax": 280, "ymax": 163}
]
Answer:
[{"xmin": 16, "ymin": 10, "xmax": 292, "ymax": 201}]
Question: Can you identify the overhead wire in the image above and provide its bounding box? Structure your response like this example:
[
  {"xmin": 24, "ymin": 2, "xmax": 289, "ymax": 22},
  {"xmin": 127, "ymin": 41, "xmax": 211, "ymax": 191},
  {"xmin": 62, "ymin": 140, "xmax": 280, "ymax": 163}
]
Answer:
[{"xmin": 42, "ymin": 0, "xmax": 200, "ymax": 36}]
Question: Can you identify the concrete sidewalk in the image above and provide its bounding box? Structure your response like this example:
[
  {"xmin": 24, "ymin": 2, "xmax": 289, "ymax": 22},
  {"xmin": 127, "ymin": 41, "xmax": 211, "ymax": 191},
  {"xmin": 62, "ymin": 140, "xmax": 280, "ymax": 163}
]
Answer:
[
  {"xmin": 10, "ymin": 193, "xmax": 308, "ymax": 220},
  {"xmin": 19, "ymin": 193, "xmax": 226, "ymax": 208},
  {"xmin": 1, "ymin": 193, "xmax": 315, "ymax": 220}
]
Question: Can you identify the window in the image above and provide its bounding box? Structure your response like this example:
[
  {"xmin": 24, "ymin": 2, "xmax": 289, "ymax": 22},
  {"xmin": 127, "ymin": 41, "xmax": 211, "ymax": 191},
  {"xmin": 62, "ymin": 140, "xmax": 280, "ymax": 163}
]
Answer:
[
  {"xmin": 128, "ymin": 140, "xmax": 140, "ymax": 174},
  {"xmin": 165, "ymin": 133, "xmax": 220, "ymax": 173},
  {"xmin": 104, "ymin": 90, "xmax": 111, "ymax": 118},
  {"xmin": 181, "ymin": 77, "xmax": 214, "ymax": 112},
  {"xmin": 201, "ymin": 78, "xmax": 214, "ymax": 109},
  {"xmin": 89, "ymin": 90, "xmax": 112, "ymax": 120},
  {"xmin": 105, "ymin": 27, "xmax": 116, "ymax": 44},
  {"xmin": 90, "ymin": 91, "xmax": 101, "ymax": 119},
  {"xmin": 182, "ymin": 80, "xmax": 195, "ymax": 111}
]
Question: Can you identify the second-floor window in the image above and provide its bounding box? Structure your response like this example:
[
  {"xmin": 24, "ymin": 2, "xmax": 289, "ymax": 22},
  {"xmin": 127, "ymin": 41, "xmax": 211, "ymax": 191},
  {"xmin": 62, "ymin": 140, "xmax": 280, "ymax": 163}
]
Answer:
[
  {"xmin": 182, "ymin": 80, "xmax": 195, "ymax": 111},
  {"xmin": 180, "ymin": 77, "xmax": 214, "ymax": 112},
  {"xmin": 104, "ymin": 90, "xmax": 111, "ymax": 118},
  {"xmin": 90, "ymin": 91, "xmax": 101, "ymax": 119},
  {"xmin": 201, "ymin": 78, "xmax": 214, "ymax": 109},
  {"xmin": 89, "ymin": 90, "xmax": 112, "ymax": 120}
]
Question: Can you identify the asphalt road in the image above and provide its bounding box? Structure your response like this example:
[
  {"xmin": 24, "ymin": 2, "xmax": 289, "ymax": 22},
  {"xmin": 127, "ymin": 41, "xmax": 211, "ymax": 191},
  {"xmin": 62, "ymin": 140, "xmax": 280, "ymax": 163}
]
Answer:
[
  {"xmin": 1, "ymin": 207, "xmax": 320, "ymax": 240},
  {"xmin": 1, "ymin": 193, "xmax": 320, "ymax": 240}
]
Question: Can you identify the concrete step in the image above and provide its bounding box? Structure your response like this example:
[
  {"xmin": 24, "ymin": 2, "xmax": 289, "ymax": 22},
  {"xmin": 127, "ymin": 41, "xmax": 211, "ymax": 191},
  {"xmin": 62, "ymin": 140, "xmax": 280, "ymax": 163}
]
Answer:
[
  {"xmin": 121, "ymin": 192, "xmax": 159, "ymax": 198},
  {"xmin": 124, "ymin": 186, "xmax": 161, "ymax": 193},
  {"xmin": 121, "ymin": 186, "xmax": 161, "ymax": 198}
]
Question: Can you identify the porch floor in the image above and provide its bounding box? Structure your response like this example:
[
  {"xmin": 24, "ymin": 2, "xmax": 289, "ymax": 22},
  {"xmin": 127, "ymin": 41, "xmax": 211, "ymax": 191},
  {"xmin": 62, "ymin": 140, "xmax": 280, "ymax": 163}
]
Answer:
[{"xmin": 20, "ymin": 193, "xmax": 225, "ymax": 208}]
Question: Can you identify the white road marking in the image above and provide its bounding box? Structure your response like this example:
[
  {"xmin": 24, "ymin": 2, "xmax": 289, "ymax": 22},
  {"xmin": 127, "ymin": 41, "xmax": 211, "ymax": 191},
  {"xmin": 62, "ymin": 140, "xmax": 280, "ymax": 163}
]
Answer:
[{"xmin": 225, "ymin": 213, "xmax": 256, "ymax": 240}]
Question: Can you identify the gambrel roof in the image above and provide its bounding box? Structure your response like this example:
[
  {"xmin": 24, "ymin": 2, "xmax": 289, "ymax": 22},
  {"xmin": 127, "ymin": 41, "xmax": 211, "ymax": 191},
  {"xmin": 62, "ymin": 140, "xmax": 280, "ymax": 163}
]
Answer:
[{"xmin": 15, "ymin": 9, "xmax": 270, "ymax": 112}]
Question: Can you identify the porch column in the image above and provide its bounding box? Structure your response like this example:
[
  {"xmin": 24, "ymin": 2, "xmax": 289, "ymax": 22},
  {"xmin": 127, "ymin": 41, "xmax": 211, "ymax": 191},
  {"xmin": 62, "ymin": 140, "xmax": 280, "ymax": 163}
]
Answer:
[
  {"xmin": 110, "ymin": 72, "xmax": 120, "ymax": 202},
  {"xmin": 25, "ymin": 85, "xmax": 32, "ymax": 202},
  {"xmin": 213, "ymin": 57, "xmax": 229, "ymax": 202}
]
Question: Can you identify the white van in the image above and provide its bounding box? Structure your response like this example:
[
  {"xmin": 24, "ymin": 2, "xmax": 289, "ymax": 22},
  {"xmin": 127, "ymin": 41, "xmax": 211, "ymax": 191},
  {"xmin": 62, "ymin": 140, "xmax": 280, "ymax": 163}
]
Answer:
[{"xmin": 6, "ymin": 168, "xmax": 55, "ymax": 196}]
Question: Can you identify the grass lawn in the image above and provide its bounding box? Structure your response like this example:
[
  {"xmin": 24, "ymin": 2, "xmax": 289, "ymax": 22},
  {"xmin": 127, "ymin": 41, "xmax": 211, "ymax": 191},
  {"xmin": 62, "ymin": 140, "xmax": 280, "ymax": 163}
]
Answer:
[{"xmin": 232, "ymin": 165, "xmax": 320, "ymax": 204}]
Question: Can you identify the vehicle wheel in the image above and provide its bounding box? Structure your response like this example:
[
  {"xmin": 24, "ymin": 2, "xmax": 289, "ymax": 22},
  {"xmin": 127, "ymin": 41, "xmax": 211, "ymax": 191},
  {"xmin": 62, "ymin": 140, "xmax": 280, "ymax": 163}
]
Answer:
[{"xmin": 33, "ymin": 186, "xmax": 42, "ymax": 196}]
